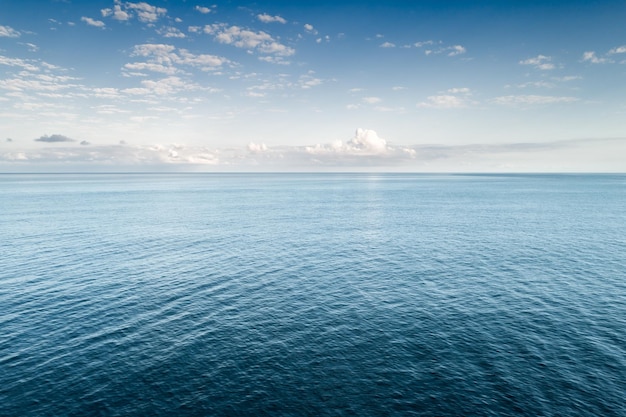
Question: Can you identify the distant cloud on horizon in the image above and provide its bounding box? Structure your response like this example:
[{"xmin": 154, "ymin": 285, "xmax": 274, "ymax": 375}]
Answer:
[
  {"xmin": 2, "ymin": 134, "xmax": 624, "ymax": 172},
  {"xmin": 34, "ymin": 134, "xmax": 76, "ymax": 143}
]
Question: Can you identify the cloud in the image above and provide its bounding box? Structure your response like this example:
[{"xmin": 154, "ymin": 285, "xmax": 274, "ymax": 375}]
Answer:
[
  {"xmin": 380, "ymin": 42, "xmax": 396, "ymax": 48},
  {"xmin": 363, "ymin": 96, "xmax": 381, "ymax": 104},
  {"xmin": 203, "ymin": 24, "xmax": 295, "ymax": 57},
  {"xmin": 81, "ymin": 17, "xmax": 106, "ymax": 28},
  {"xmin": 492, "ymin": 95, "xmax": 579, "ymax": 105},
  {"xmin": 101, "ymin": 1, "xmax": 166, "ymax": 24},
  {"xmin": 6, "ymin": 136, "xmax": 625, "ymax": 172},
  {"xmin": 447, "ymin": 87, "xmax": 470, "ymax": 94},
  {"xmin": 247, "ymin": 142, "xmax": 268, "ymax": 153},
  {"xmin": 608, "ymin": 45, "xmax": 626, "ymax": 55},
  {"xmin": 418, "ymin": 95, "xmax": 465, "ymax": 108},
  {"xmin": 158, "ymin": 27, "xmax": 186, "ymax": 38},
  {"xmin": 194, "ymin": 5, "xmax": 214, "ymax": 14},
  {"xmin": 520, "ymin": 55, "xmax": 555, "ymax": 70},
  {"xmin": 306, "ymin": 128, "xmax": 389, "ymax": 156},
  {"xmin": 414, "ymin": 40, "xmax": 435, "ymax": 48},
  {"xmin": 304, "ymin": 24, "xmax": 317, "ymax": 34},
  {"xmin": 101, "ymin": 3, "xmax": 129, "ymax": 20},
  {"xmin": 257, "ymin": 13, "xmax": 287, "ymax": 24},
  {"xmin": 124, "ymin": 43, "xmax": 230, "ymax": 75},
  {"xmin": 35, "ymin": 134, "xmax": 76, "ymax": 143},
  {"xmin": 0, "ymin": 25, "xmax": 20, "ymax": 38},
  {"xmin": 581, "ymin": 51, "xmax": 608, "ymax": 64},
  {"xmin": 413, "ymin": 42, "xmax": 466, "ymax": 57},
  {"xmin": 80, "ymin": 140, "xmax": 90, "ymax": 145},
  {"xmin": 447, "ymin": 45, "xmax": 466, "ymax": 56}
]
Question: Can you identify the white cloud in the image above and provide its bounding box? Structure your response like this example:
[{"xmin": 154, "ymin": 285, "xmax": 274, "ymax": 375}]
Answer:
[
  {"xmin": 447, "ymin": 87, "xmax": 470, "ymax": 94},
  {"xmin": 257, "ymin": 13, "xmax": 287, "ymax": 24},
  {"xmin": 418, "ymin": 95, "xmax": 465, "ymax": 108},
  {"xmin": 195, "ymin": 5, "xmax": 213, "ymax": 14},
  {"xmin": 102, "ymin": 1, "xmax": 166, "ymax": 23},
  {"xmin": 492, "ymin": 95, "xmax": 579, "ymax": 105},
  {"xmin": 304, "ymin": 24, "xmax": 317, "ymax": 34},
  {"xmin": 247, "ymin": 142, "xmax": 268, "ymax": 153},
  {"xmin": 516, "ymin": 81, "xmax": 554, "ymax": 89},
  {"xmin": 554, "ymin": 75, "xmax": 582, "ymax": 82},
  {"xmin": 306, "ymin": 128, "xmax": 388, "ymax": 156},
  {"xmin": 392, "ymin": 86, "xmax": 405, "ymax": 91},
  {"xmin": 608, "ymin": 45, "xmax": 626, "ymax": 55},
  {"xmin": 81, "ymin": 17, "xmax": 106, "ymax": 28},
  {"xmin": 520, "ymin": 55, "xmax": 555, "ymax": 70},
  {"xmin": 0, "ymin": 25, "xmax": 20, "ymax": 38},
  {"xmin": 447, "ymin": 45, "xmax": 466, "ymax": 56},
  {"xmin": 581, "ymin": 51, "xmax": 609, "ymax": 64},
  {"xmin": 158, "ymin": 27, "xmax": 186, "ymax": 38},
  {"xmin": 363, "ymin": 96, "xmax": 381, "ymax": 104},
  {"xmin": 299, "ymin": 74, "xmax": 322, "ymax": 89},
  {"xmin": 414, "ymin": 40, "xmax": 434, "ymax": 48},
  {"xmin": 126, "ymin": 1, "xmax": 167, "ymax": 23},
  {"xmin": 380, "ymin": 42, "xmax": 396, "ymax": 48},
  {"xmin": 24, "ymin": 43, "xmax": 39, "ymax": 52},
  {"xmin": 203, "ymin": 24, "xmax": 295, "ymax": 57},
  {"xmin": 0, "ymin": 55, "xmax": 40, "ymax": 71},
  {"xmin": 125, "ymin": 43, "xmax": 230, "ymax": 75}
]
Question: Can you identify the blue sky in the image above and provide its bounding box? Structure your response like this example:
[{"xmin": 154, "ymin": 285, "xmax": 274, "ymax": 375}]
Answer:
[{"xmin": 1, "ymin": 0, "xmax": 625, "ymax": 171}]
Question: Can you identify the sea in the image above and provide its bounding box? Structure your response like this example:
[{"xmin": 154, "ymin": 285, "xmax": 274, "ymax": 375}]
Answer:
[{"xmin": 1, "ymin": 173, "xmax": 625, "ymax": 416}]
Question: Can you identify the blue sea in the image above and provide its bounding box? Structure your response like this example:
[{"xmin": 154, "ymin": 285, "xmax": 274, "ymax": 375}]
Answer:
[{"xmin": 1, "ymin": 173, "xmax": 625, "ymax": 416}]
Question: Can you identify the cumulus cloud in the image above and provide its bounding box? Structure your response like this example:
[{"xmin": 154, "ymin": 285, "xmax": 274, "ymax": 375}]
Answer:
[
  {"xmin": 447, "ymin": 45, "xmax": 466, "ymax": 56},
  {"xmin": 158, "ymin": 27, "xmax": 186, "ymax": 38},
  {"xmin": 304, "ymin": 24, "xmax": 317, "ymax": 34},
  {"xmin": 203, "ymin": 24, "xmax": 295, "ymax": 57},
  {"xmin": 582, "ymin": 51, "xmax": 609, "ymax": 64},
  {"xmin": 307, "ymin": 128, "xmax": 388, "ymax": 156},
  {"xmin": 101, "ymin": 1, "xmax": 166, "ymax": 23},
  {"xmin": 380, "ymin": 42, "xmax": 396, "ymax": 48},
  {"xmin": 81, "ymin": 17, "xmax": 106, "ymax": 28},
  {"xmin": 101, "ymin": 3, "xmax": 129, "ymax": 20},
  {"xmin": 608, "ymin": 45, "xmax": 626, "ymax": 55},
  {"xmin": 195, "ymin": 5, "xmax": 214, "ymax": 14},
  {"xmin": 35, "ymin": 134, "xmax": 76, "ymax": 143},
  {"xmin": 520, "ymin": 55, "xmax": 555, "ymax": 70},
  {"xmin": 0, "ymin": 25, "xmax": 20, "ymax": 38},
  {"xmin": 247, "ymin": 142, "xmax": 268, "ymax": 153},
  {"xmin": 257, "ymin": 13, "xmax": 287, "ymax": 24}
]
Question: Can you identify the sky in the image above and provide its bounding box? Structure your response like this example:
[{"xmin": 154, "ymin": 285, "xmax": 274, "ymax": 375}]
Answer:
[{"xmin": 1, "ymin": 0, "xmax": 625, "ymax": 172}]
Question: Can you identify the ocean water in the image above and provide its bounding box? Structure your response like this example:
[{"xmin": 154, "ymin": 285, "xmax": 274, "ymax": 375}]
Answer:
[{"xmin": 1, "ymin": 173, "xmax": 625, "ymax": 416}]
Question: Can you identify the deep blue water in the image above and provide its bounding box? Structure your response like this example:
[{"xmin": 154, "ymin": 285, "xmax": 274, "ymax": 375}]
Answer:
[{"xmin": 1, "ymin": 173, "xmax": 625, "ymax": 416}]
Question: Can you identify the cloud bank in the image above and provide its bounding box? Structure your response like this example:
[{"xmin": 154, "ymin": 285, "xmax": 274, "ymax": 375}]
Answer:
[{"xmin": 3, "ymin": 132, "xmax": 625, "ymax": 172}]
